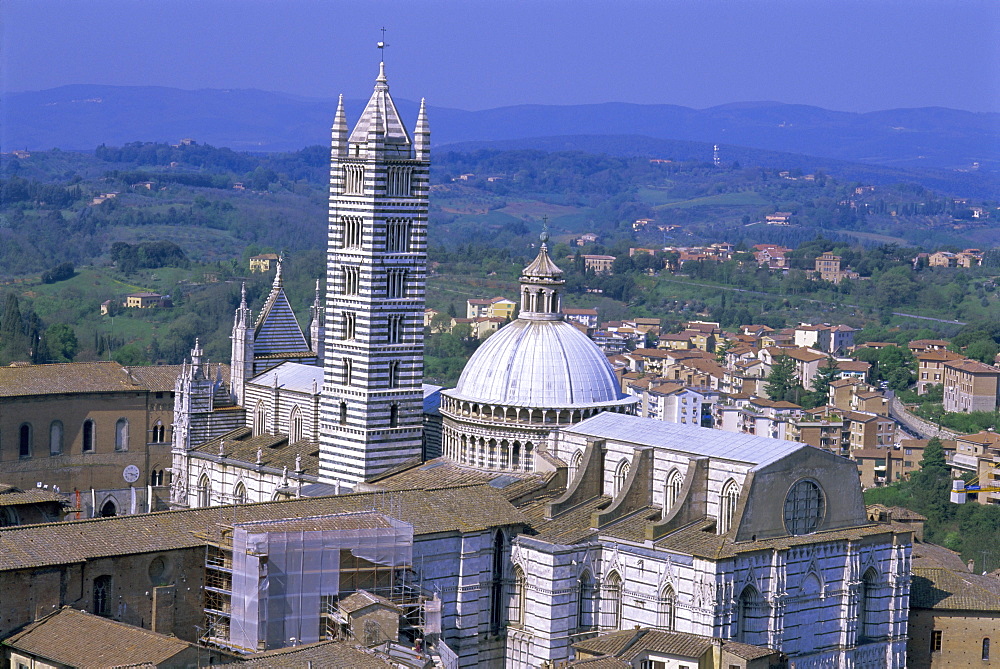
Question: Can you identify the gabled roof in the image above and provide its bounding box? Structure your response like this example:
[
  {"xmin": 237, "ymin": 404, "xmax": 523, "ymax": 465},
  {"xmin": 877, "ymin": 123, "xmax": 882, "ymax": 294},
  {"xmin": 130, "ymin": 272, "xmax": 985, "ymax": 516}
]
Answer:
[
  {"xmin": 0, "ymin": 361, "xmax": 190, "ymax": 398},
  {"xmin": 2, "ymin": 607, "xmax": 198, "ymax": 667},
  {"xmin": 566, "ymin": 412, "xmax": 803, "ymax": 469},
  {"xmin": 254, "ymin": 266, "xmax": 311, "ymax": 357}
]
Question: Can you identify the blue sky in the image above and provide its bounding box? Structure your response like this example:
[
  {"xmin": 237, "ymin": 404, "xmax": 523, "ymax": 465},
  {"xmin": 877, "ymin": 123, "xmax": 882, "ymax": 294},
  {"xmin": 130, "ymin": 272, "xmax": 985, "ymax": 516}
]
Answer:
[{"xmin": 2, "ymin": 0, "xmax": 998, "ymax": 113}]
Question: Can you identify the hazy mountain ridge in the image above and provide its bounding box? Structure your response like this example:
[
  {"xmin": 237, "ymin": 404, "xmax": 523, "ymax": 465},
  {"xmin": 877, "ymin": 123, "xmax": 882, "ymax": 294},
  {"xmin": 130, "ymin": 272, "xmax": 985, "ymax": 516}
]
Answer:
[{"xmin": 3, "ymin": 85, "xmax": 997, "ymax": 171}]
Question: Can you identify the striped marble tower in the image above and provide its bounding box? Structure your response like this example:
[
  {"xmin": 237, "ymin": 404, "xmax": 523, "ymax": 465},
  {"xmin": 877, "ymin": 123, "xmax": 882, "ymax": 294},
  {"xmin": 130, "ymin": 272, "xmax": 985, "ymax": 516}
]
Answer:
[{"xmin": 318, "ymin": 63, "xmax": 429, "ymax": 486}]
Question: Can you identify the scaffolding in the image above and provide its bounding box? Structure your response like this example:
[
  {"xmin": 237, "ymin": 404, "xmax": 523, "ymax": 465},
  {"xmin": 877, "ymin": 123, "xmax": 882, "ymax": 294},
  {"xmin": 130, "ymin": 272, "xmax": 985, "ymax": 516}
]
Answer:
[{"xmin": 200, "ymin": 512, "xmax": 416, "ymax": 654}]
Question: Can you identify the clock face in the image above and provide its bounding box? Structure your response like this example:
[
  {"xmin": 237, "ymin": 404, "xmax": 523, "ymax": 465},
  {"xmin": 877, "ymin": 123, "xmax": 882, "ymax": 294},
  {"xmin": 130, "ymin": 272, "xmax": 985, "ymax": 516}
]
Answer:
[{"xmin": 123, "ymin": 465, "xmax": 141, "ymax": 483}]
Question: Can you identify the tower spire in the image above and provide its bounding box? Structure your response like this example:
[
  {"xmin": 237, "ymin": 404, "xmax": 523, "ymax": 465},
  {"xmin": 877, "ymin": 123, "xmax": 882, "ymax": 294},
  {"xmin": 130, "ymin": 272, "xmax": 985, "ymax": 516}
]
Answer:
[{"xmin": 331, "ymin": 94, "xmax": 348, "ymax": 156}]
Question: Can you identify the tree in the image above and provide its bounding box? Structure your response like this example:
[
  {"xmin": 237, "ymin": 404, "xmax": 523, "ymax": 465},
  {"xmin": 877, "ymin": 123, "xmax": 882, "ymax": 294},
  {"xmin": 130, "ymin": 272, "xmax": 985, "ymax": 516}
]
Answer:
[
  {"xmin": 804, "ymin": 356, "xmax": 839, "ymax": 408},
  {"xmin": 910, "ymin": 437, "xmax": 954, "ymax": 530},
  {"xmin": 765, "ymin": 355, "xmax": 797, "ymax": 402},
  {"xmin": 1, "ymin": 294, "xmax": 22, "ymax": 336},
  {"xmin": 40, "ymin": 324, "xmax": 79, "ymax": 363}
]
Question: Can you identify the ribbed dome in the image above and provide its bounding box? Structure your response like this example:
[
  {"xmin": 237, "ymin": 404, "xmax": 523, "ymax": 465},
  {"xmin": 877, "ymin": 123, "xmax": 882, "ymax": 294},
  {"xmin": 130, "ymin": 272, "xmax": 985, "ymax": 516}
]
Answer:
[{"xmin": 450, "ymin": 318, "xmax": 626, "ymax": 407}]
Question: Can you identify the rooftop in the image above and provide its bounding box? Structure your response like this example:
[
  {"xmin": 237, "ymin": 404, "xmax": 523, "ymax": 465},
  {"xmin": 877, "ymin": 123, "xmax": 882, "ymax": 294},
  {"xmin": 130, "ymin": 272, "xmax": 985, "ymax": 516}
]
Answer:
[{"xmin": 566, "ymin": 412, "xmax": 804, "ymax": 469}]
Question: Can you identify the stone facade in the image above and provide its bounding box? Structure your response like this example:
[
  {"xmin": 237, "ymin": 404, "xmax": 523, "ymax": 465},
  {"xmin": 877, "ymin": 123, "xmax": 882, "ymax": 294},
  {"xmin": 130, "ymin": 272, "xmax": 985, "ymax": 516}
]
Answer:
[{"xmin": 319, "ymin": 66, "xmax": 430, "ymax": 486}]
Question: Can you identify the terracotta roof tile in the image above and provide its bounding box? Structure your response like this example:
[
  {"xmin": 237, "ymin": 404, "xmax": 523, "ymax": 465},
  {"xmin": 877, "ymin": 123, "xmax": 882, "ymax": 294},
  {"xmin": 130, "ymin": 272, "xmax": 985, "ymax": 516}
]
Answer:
[
  {"xmin": 0, "ymin": 485, "xmax": 528, "ymax": 572},
  {"xmin": 2, "ymin": 607, "xmax": 197, "ymax": 667}
]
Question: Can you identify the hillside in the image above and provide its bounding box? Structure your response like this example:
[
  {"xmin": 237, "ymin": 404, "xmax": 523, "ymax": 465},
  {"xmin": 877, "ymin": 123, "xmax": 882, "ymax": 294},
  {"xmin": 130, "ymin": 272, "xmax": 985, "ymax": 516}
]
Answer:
[{"xmin": 4, "ymin": 85, "xmax": 998, "ymax": 171}]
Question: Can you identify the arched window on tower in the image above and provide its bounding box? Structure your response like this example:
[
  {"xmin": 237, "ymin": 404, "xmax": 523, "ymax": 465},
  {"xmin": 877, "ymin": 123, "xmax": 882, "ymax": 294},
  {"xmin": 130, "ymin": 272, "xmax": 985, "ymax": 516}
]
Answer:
[
  {"xmin": 152, "ymin": 420, "xmax": 165, "ymax": 443},
  {"xmin": 984, "ymin": 638, "xmax": 992, "ymax": 661},
  {"xmin": 719, "ymin": 479, "xmax": 740, "ymax": 534},
  {"xmin": 389, "ymin": 404, "xmax": 399, "ymax": 428},
  {"xmin": 339, "ymin": 401, "xmax": 348, "ymax": 426}
]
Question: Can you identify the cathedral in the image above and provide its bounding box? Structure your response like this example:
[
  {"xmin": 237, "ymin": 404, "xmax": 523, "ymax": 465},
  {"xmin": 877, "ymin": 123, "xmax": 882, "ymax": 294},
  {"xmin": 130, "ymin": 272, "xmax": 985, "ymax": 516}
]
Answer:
[{"xmin": 165, "ymin": 63, "xmax": 911, "ymax": 667}]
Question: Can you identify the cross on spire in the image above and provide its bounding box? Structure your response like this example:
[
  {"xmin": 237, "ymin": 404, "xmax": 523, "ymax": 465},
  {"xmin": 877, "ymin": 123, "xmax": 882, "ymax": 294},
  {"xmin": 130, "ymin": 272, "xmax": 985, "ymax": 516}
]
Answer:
[{"xmin": 377, "ymin": 27, "xmax": 388, "ymax": 63}]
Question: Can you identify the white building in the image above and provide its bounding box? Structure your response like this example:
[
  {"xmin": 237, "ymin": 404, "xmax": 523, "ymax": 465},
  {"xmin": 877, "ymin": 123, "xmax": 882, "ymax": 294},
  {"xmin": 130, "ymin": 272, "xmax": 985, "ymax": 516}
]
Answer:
[{"xmin": 319, "ymin": 65, "xmax": 431, "ymax": 486}]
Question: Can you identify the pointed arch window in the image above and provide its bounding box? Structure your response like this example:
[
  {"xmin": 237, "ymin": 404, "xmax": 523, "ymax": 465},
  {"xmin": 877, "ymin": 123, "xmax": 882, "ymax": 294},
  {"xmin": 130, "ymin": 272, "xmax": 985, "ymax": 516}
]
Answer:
[
  {"xmin": 578, "ymin": 571, "xmax": 598, "ymax": 631},
  {"xmin": 289, "ymin": 406, "xmax": 303, "ymax": 443},
  {"xmin": 198, "ymin": 474, "xmax": 212, "ymax": 508},
  {"xmin": 737, "ymin": 585, "xmax": 765, "ymax": 645},
  {"xmin": 614, "ymin": 458, "xmax": 631, "ymax": 496},
  {"xmin": 509, "ymin": 566, "xmax": 526, "ymax": 627},
  {"xmin": 665, "ymin": 468, "xmax": 683, "ymax": 511},
  {"xmin": 600, "ymin": 571, "xmax": 623, "ymax": 630},
  {"xmin": 719, "ymin": 479, "xmax": 740, "ymax": 534},
  {"xmin": 100, "ymin": 499, "xmax": 118, "ymax": 517},
  {"xmin": 49, "ymin": 420, "xmax": 63, "ymax": 456},
  {"xmin": 489, "ymin": 531, "xmax": 506, "ymax": 633},
  {"xmin": 657, "ymin": 585, "xmax": 676, "ymax": 631},
  {"xmin": 571, "ymin": 450, "xmax": 584, "ymax": 482},
  {"xmin": 234, "ymin": 481, "xmax": 248, "ymax": 504},
  {"xmin": 859, "ymin": 567, "xmax": 879, "ymax": 642},
  {"xmin": 114, "ymin": 418, "xmax": 129, "ymax": 452},
  {"xmin": 254, "ymin": 402, "xmax": 267, "ymax": 437}
]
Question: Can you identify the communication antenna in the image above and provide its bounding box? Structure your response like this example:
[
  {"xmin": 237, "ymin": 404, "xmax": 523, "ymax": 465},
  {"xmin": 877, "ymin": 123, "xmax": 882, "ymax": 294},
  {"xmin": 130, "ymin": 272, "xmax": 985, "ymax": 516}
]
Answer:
[{"xmin": 713, "ymin": 144, "xmax": 721, "ymax": 167}]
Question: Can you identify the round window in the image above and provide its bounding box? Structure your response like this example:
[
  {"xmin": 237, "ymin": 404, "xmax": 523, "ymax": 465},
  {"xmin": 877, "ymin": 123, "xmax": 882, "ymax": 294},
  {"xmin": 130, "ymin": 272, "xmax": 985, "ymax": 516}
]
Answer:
[{"xmin": 783, "ymin": 479, "xmax": 825, "ymax": 535}]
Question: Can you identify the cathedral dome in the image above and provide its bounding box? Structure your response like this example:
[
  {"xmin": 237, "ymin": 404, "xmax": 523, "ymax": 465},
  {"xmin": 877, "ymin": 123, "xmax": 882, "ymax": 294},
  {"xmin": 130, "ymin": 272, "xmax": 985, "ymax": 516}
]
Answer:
[{"xmin": 450, "ymin": 317, "xmax": 627, "ymax": 408}]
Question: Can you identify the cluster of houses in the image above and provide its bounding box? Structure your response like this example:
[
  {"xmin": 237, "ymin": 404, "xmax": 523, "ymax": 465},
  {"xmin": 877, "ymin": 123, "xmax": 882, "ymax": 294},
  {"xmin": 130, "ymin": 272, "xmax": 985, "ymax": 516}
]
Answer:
[{"xmin": 546, "ymin": 316, "xmax": 1000, "ymax": 496}]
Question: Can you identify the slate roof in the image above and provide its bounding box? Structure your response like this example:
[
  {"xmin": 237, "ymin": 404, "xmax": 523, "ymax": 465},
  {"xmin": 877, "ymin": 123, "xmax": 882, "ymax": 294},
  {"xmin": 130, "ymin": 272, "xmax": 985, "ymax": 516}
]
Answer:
[
  {"xmin": 364, "ymin": 457, "xmax": 554, "ymax": 503},
  {"xmin": 253, "ymin": 273, "xmax": 311, "ymax": 357},
  {"xmin": 221, "ymin": 639, "xmax": 392, "ymax": 668},
  {"xmin": 247, "ymin": 361, "xmax": 321, "ymax": 394},
  {"xmin": 566, "ymin": 412, "xmax": 803, "ymax": 469},
  {"xmin": 348, "ymin": 63, "xmax": 412, "ymax": 146},
  {"xmin": 2, "ymin": 607, "xmax": 197, "ymax": 667},
  {"xmin": 0, "ymin": 485, "xmax": 527, "ymax": 572},
  {"xmin": 192, "ymin": 427, "xmax": 321, "ymax": 476}
]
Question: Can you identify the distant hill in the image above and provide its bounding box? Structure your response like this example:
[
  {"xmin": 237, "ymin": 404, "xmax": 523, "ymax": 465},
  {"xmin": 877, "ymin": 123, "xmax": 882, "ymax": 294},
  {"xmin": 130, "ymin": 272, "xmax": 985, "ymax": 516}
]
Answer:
[
  {"xmin": 437, "ymin": 135, "xmax": 1000, "ymax": 200},
  {"xmin": 3, "ymin": 85, "xmax": 997, "ymax": 171}
]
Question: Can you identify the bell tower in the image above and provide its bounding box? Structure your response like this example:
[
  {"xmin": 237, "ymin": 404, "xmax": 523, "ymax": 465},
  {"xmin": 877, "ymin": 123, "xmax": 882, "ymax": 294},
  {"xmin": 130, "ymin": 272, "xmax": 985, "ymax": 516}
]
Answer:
[{"xmin": 319, "ymin": 64, "xmax": 429, "ymax": 486}]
